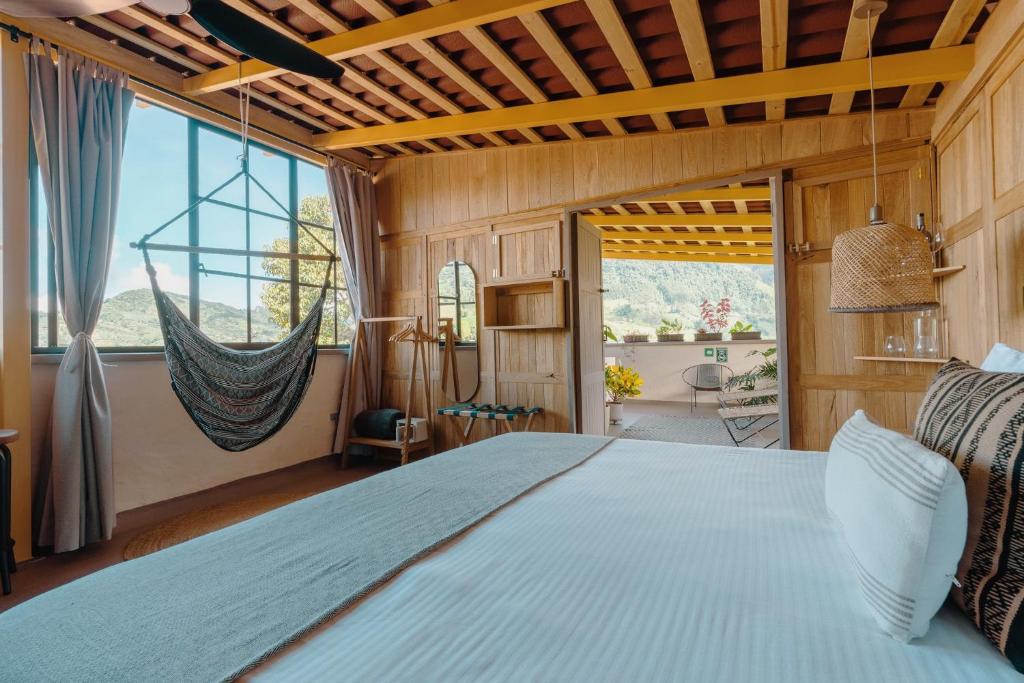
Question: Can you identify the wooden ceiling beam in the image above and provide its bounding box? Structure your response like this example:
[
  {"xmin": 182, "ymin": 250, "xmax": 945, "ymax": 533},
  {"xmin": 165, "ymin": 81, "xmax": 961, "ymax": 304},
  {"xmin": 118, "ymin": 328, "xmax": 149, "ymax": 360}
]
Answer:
[
  {"xmin": 313, "ymin": 45, "xmax": 971, "ymax": 149},
  {"xmin": 759, "ymin": 0, "xmax": 788, "ymax": 120},
  {"xmin": 602, "ymin": 252, "xmax": 774, "ymax": 265},
  {"xmin": 828, "ymin": 2, "xmax": 881, "ymax": 115},
  {"xmin": 351, "ymin": 0, "xmax": 516, "ymax": 146},
  {"xmin": 585, "ymin": 0, "xmax": 673, "ymax": 132},
  {"xmin": 288, "ymin": 0, "xmax": 473, "ymax": 150},
  {"xmin": 184, "ymin": 0, "xmax": 573, "ymax": 94},
  {"xmin": 900, "ymin": 0, "xmax": 987, "ymax": 108},
  {"xmin": 518, "ymin": 11, "xmax": 626, "ymax": 135},
  {"xmin": 0, "ymin": 12, "xmax": 368, "ymax": 167},
  {"xmin": 422, "ymin": 0, "xmax": 579, "ymax": 140},
  {"xmin": 668, "ymin": 0, "xmax": 726, "ymax": 126},
  {"xmin": 593, "ymin": 214, "xmax": 773, "ymax": 228}
]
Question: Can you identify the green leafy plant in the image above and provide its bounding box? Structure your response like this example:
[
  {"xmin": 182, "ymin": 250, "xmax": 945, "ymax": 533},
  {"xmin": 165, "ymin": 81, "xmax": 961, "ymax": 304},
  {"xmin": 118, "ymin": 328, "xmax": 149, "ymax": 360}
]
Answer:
[
  {"xmin": 656, "ymin": 318, "xmax": 684, "ymax": 335},
  {"xmin": 727, "ymin": 347, "xmax": 779, "ymax": 399},
  {"xmin": 729, "ymin": 320, "xmax": 754, "ymax": 334},
  {"xmin": 603, "ymin": 324, "xmax": 618, "ymax": 342},
  {"xmin": 605, "ymin": 365, "xmax": 643, "ymax": 402}
]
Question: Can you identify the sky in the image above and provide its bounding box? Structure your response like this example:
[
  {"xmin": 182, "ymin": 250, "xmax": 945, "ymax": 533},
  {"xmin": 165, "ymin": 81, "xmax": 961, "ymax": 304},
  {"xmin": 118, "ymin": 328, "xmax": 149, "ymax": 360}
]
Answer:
[{"xmin": 37, "ymin": 102, "xmax": 331, "ymax": 312}]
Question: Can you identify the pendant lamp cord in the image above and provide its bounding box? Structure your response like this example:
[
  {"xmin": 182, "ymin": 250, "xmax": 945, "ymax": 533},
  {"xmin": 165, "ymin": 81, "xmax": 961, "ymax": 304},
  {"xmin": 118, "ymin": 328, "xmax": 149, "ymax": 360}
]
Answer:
[
  {"xmin": 867, "ymin": 7, "xmax": 879, "ymax": 211},
  {"xmin": 237, "ymin": 64, "xmax": 251, "ymax": 169}
]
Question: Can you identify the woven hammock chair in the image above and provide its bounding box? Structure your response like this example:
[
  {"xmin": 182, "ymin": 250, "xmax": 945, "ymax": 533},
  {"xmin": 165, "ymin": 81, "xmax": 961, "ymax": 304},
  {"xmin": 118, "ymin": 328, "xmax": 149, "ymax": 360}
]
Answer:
[{"xmin": 147, "ymin": 264, "xmax": 327, "ymax": 451}]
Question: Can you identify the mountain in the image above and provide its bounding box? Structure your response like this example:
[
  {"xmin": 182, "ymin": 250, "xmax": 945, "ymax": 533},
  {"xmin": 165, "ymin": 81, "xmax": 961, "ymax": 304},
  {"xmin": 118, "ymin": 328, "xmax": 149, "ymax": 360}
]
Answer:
[
  {"xmin": 41, "ymin": 289, "xmax": 284, "ymax": 348},
  {"xmin": 602, "ymin": 260, "xmax": 777, "ymax": 338}
]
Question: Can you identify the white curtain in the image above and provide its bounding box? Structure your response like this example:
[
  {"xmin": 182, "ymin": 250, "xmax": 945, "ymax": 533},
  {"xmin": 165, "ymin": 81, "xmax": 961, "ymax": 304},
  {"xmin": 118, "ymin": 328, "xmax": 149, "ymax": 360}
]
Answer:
[
  {"xmin": 27, "ymin": 43, "xmax": 133, "ymax": 552},
  {"xmin": 325, "ymin": 159, "xmax": 382, "ymax": 447}
]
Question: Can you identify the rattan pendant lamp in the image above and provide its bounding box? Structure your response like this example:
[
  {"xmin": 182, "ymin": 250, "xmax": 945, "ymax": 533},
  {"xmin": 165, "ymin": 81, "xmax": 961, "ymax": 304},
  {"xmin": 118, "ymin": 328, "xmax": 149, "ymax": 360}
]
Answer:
[{"xmin": 828, "ymin": 0, "xmax": 938, "ymax": 313}]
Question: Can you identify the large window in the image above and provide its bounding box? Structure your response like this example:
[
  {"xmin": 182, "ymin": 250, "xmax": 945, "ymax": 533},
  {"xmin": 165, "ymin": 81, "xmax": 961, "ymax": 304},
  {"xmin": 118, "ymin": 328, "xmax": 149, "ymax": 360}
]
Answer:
[{"xmin": 32, "ymin": 101, "xmax": 351, "ymax": 352}]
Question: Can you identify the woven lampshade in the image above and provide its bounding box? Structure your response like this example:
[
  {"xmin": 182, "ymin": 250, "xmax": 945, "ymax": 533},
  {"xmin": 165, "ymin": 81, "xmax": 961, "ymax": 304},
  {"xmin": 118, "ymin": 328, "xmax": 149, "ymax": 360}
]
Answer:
[{"xmin": 829, "ymin": 219, "xmax": 938, "ymax": 312}]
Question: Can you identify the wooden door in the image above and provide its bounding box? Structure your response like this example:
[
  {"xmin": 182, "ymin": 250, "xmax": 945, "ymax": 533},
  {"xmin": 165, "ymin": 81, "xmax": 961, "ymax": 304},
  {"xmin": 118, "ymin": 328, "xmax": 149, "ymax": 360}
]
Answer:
[
  {"xmin": 574, "ymin": 215, "xmax": 607, "ymax": 435},
  {"xmin": 786, "ymin": 146, "xmax": 936, "ymax": 450},
  {"xmin": 489, "ymin": 220, "xmax": 562, "ymax": 282}
]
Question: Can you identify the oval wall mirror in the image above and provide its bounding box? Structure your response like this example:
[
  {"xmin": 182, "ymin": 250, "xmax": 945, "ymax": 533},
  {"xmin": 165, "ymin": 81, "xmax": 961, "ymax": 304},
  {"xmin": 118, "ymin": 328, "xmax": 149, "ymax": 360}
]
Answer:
[{"xmin": 437, "ymin": 260, "xmax": 480, "ymax": 403}]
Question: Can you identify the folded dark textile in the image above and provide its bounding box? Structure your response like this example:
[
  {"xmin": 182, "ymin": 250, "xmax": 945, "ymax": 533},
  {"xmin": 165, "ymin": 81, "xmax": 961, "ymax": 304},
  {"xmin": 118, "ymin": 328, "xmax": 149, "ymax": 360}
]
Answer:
[{"xmin": 353, "ymin": 408, "xmax": 405, "ymax": 439}]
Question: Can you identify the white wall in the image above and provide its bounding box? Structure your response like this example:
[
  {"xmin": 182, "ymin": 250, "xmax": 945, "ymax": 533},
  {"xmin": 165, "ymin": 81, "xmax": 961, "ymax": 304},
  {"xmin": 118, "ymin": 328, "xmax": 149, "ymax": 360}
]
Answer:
[
  {"xmin": 31, "ymin": 352, "xmax": 347, "ymax": 512},
  {"xmin": 604, "ymin": 339, "xmax": 776, "ymax": 404}
]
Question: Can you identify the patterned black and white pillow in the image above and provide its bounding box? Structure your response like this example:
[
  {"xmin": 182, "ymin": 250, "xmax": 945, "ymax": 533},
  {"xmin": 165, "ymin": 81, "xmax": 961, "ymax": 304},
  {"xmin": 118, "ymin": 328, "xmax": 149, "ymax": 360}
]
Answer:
[{"xmin": 914, "ymin": 359, "xmax": 1024, "ymax": 668}]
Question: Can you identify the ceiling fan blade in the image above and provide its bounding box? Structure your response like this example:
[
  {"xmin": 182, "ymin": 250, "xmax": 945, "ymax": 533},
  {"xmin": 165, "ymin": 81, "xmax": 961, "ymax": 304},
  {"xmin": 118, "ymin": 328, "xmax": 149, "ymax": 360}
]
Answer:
[
  {"xmin": 188, "ymin": 0, "xmax": 343, "ymax": 79},
  {"xmin": 0, "ymin": 0, "xmax": 138, "ymax": 16}
]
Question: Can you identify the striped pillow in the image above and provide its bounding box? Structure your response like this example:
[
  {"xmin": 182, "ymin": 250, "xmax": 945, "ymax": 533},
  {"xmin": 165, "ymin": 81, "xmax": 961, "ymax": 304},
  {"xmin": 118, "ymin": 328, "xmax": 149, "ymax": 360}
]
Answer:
[
  {"xmin": 827, "ymin": 410, "xmax": 967, "ymax": 641},
  {"xmin": 914, "ymin": 359, "xmax": 1024, "ymax": 666}
]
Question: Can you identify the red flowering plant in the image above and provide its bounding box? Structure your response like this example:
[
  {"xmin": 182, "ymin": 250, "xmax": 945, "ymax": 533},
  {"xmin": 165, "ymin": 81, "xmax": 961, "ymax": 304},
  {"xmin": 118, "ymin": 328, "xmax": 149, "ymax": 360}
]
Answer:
[{"xmin": 698, "ymin": 297, "xmax": 732, "ymax": 334}]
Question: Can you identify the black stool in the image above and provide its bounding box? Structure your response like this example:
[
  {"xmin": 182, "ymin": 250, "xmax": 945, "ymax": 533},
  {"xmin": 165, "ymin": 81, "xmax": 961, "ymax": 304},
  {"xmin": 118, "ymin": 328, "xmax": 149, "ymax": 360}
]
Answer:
[{"xmin": 0, "ymin": 429, "xmax": 19, "ymax": 596}]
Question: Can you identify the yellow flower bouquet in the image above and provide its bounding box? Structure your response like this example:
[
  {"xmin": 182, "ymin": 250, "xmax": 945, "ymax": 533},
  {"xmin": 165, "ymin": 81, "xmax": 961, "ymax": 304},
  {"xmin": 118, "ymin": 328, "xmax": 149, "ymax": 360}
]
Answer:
[{"xmin": 605, "ymin": 365, "xmax": 643, "ymax": 403}]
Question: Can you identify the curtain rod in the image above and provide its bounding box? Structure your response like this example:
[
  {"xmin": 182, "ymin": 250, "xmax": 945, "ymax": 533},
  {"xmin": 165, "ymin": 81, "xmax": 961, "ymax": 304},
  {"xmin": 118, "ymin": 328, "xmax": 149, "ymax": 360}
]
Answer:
[{"xmin": 0, "ymin": 20, "xmax": 371, "ymax": 175}]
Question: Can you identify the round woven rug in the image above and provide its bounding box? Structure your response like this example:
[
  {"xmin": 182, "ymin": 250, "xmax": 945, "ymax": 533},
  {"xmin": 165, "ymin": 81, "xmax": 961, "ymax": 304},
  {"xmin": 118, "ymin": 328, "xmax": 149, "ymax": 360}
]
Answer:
[{"xmin": 123, "ymin": 492, "xmax": 307, "ymax": 561}]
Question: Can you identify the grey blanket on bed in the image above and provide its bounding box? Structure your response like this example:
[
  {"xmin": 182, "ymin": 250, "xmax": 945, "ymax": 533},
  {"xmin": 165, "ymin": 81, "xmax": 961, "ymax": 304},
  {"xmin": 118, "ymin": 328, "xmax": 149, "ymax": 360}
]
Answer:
[{"xmin": 0, "ymin": 432, "xmax": 613, "ymax": 682}]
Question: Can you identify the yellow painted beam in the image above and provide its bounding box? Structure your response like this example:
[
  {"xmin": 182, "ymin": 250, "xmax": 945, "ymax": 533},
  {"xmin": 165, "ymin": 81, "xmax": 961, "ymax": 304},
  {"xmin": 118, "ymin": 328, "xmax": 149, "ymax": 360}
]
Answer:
[
  {"xmin": 602, "ymin": 252, "xmax": 774, "ymax": 265},
  {"xmin": 601, "ymin": 242, "xmax": 773, "ymax": 255},
  {"xmin": 314, "ymin": 45, "xmax": 972, "ymax": 149},
  {"xmin": 638, "ymin": 187, "xmax": 772, "ymax": 203},
  {"xmin": 184, "ymin": 0, "xmax": 573, "ymax": 94},
  {"xmin": 592, "ymin": 214, "xmax": 773, "ymax": 228}
]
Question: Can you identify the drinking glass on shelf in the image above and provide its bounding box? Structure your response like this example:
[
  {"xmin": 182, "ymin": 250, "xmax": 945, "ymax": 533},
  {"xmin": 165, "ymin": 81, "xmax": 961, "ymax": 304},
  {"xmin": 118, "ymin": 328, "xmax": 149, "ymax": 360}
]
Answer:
[
  {"xmin": 884, "ymin": 335, "xmax": 907, "ymax": 357},
  {"xmin": 913, "ymin": 309, "xmax": 940, "ymax": 358}
]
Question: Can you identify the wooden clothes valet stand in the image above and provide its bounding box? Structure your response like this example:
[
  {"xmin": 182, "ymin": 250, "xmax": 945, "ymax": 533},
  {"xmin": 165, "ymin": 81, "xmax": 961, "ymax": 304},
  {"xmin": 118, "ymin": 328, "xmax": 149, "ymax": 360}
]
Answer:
[
  {"xmin": 438, "ymin": 317, "xmax": 461, "ymax": 400},
  {"xmin": 338, "ymin": 316, "xmax": 434, "ymax": 468}
]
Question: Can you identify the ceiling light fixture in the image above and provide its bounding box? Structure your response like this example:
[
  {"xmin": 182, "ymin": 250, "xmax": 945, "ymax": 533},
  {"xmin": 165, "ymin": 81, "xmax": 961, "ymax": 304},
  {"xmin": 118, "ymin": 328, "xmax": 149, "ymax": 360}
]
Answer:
[{"xmin": 828, "ymin": 0, "xmax": 938, "ymax": 314}]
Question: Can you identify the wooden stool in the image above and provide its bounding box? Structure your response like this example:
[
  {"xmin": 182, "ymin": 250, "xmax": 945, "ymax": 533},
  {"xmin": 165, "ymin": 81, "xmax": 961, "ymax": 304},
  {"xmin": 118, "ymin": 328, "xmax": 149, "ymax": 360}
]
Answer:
[{"xmin": 0, "ymin": 429, "xmax": 19, "ymax": 596}]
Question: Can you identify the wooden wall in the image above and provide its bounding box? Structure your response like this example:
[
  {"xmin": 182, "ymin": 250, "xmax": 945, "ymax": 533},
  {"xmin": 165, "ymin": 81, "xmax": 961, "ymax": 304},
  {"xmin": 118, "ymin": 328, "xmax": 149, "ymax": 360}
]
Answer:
[
  {"xmin": 932, "ymin": 0, "xmax": 1024, "ymax": 370},
  {"xmin": 374, "ymin": 109, "xmax": 935, "ymax": 453}
]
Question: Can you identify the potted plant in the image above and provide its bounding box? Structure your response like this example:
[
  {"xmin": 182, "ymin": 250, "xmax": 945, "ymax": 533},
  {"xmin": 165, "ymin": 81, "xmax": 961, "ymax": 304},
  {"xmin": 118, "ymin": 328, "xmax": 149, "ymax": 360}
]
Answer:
[
  {"xmin": 605, "ymin": 364, "xmax": 642, "ymax": 425},
  {"xmin": 603, "ymin": 324, "xmax": 618, "ymax": 342},
  {"xmin": 725, "ymin": 347, "xmax": 778, "ymax": 400},
  {"xmin": 729, "ymin": 320, "xmax": 762, "ymax": 341},
  {"xmin": 622, "ymin": 329, "xmax": 649, "ymax": 344},
  {"xmin": 656, "ymin": 318, "xmax": 686, "ymax": 342},
  {"xmin": 694, "ymin": 297, "xmax": 731, "ymax": 341}
]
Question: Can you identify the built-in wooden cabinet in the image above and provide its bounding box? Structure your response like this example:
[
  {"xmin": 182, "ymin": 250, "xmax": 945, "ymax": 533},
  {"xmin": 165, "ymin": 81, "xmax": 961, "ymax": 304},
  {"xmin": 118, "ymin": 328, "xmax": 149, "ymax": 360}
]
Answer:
[
  {"xmin": 482, "ymin": 278, "xmax": 566, "ymax": 330},
  {"xmin": 488, "ymin": 220, "xmax": 563, "ymax": 283}
]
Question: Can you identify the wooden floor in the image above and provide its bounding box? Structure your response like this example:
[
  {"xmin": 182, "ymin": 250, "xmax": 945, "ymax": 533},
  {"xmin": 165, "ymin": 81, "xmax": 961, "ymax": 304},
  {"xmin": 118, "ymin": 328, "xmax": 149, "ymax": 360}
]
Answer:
[{"xmin": 0, "ymin": 455, "xmax": 386, "ymax": 612}]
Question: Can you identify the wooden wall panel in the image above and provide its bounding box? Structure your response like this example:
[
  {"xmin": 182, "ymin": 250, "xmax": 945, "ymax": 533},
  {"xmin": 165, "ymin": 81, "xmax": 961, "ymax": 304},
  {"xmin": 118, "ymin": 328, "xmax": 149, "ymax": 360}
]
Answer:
[
  {"xmin": 373, "ymin": 110, "xmax": 936, "ymax": 455},
  {"xmin": 376, "ymin": 110, "xmax": 932, "ymax": 237},
  {"xmin": 934, "ymin": 1, "xmax": 1024, "ymax": 374},
  {"xmin": 786, "ymin": 147, "xmax": 936, "ymax": 448}
]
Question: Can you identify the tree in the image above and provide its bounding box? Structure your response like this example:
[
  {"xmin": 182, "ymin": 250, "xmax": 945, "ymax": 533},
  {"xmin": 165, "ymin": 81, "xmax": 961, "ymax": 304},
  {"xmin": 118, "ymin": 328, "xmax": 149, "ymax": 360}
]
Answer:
[{"xmin": 260, "ymin": 195, "xmax": 353, "ymax": 344}]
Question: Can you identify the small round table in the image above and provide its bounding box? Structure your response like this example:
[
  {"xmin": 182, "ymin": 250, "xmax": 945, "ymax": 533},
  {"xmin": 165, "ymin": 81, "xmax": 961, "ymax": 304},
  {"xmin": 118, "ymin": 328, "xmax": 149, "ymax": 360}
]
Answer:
[{"xmin": 0, "ymin": 428, "xmax": 19, "ymax": 595}]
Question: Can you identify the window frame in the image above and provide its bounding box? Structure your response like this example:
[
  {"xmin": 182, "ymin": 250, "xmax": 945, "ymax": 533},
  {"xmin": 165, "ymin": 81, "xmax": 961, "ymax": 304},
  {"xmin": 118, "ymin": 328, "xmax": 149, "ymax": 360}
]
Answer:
[{"xmin": 30, "ymin": 102, "xmax": 350, "ymax": 354}]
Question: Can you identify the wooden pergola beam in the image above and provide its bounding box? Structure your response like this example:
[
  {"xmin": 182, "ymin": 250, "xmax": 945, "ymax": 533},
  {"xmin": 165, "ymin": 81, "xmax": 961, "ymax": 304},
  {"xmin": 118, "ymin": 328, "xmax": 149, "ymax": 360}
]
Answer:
[
  {"xmin": 592, "ymin": 214, "xmax": 773, "ymax": 228},
  {"xmin": 900, "ymin": 0, "xmax": 987, "ymax": 108},
  {"xmin": 759, "ymin": 0, "xmax": 788, "ymax": 120},
  {"xmin": 184, "ymin": 0, "xmax": 573, "ymax": 94},
  {"xmin": 602, "ymin": 252, "xmax": 774, "ymax": 265},
  {"xmin": 638, "ymin": 187, "xmax": 772, "ymax": 203},
  {"xmin": 601, "ymin": 242, "xmax": 773, "ymax": 255},
  {"xmin": 313, "ymin": 46, "xmax": 973, "ymax": 149}
]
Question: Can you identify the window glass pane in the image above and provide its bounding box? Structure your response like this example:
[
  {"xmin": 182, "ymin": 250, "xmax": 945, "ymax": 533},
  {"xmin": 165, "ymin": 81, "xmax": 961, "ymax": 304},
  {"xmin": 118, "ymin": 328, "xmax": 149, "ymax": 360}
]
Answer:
[
  {"xmin": 98, "ymin": 102, "xmax": 189, "ymax": 348},
  {"xmin": 33, "ymin": 101, "xmax": 346, "ymax": 351}
]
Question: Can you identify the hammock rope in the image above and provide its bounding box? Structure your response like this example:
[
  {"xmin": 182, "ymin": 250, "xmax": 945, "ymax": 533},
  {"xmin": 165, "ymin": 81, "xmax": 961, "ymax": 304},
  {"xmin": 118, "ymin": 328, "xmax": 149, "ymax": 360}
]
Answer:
[{"xmin": 134, "ymin": 83, "xmax": 337, "ymax": 451}]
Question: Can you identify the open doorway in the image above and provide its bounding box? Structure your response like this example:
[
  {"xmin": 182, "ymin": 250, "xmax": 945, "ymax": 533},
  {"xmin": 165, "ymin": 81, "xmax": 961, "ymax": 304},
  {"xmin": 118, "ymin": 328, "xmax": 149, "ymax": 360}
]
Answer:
[{"xmin": 569, "ymin": 174, "xmax": 789, "ymax": 448}]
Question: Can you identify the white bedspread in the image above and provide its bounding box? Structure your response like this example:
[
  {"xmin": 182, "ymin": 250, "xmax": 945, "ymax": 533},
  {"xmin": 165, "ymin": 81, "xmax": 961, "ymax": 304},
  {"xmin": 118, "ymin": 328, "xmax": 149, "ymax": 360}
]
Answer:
[{"xmin": 251, "ymin": 439, "xmax": 1022, "ymax": 682}]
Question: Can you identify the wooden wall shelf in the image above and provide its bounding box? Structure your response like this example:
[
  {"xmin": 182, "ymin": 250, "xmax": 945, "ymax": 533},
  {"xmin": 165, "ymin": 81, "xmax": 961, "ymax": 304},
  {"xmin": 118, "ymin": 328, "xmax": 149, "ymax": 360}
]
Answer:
[
  {"xmin": 932, "ymin": 265, "xmax": 966, "ymax": 278},
  {"xmin": 483, "ymin": 278, "xmax": 565, "ymax": 330},
  {"xmin": 854, "ymin": 356, "xmax": 950, "ymax": 364}
]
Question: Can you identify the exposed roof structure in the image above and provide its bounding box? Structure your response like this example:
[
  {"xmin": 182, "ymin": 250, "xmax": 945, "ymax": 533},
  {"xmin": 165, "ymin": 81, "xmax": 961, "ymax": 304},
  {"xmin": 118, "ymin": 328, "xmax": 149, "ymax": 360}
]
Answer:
[
  {"xmin": 585, "ymin": 183, "xmax": 774, "ymax": 266},
  {"xmin": 25, "ymin": 0, "xmax": 996, "ymax": 158}
]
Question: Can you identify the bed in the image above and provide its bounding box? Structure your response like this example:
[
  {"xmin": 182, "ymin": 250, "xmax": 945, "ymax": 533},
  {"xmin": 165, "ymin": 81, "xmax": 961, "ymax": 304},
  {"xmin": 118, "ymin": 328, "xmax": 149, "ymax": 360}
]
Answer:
[{"xmin": 3, "ymin": 434, "xmax": 1020, "ymax": 682}]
